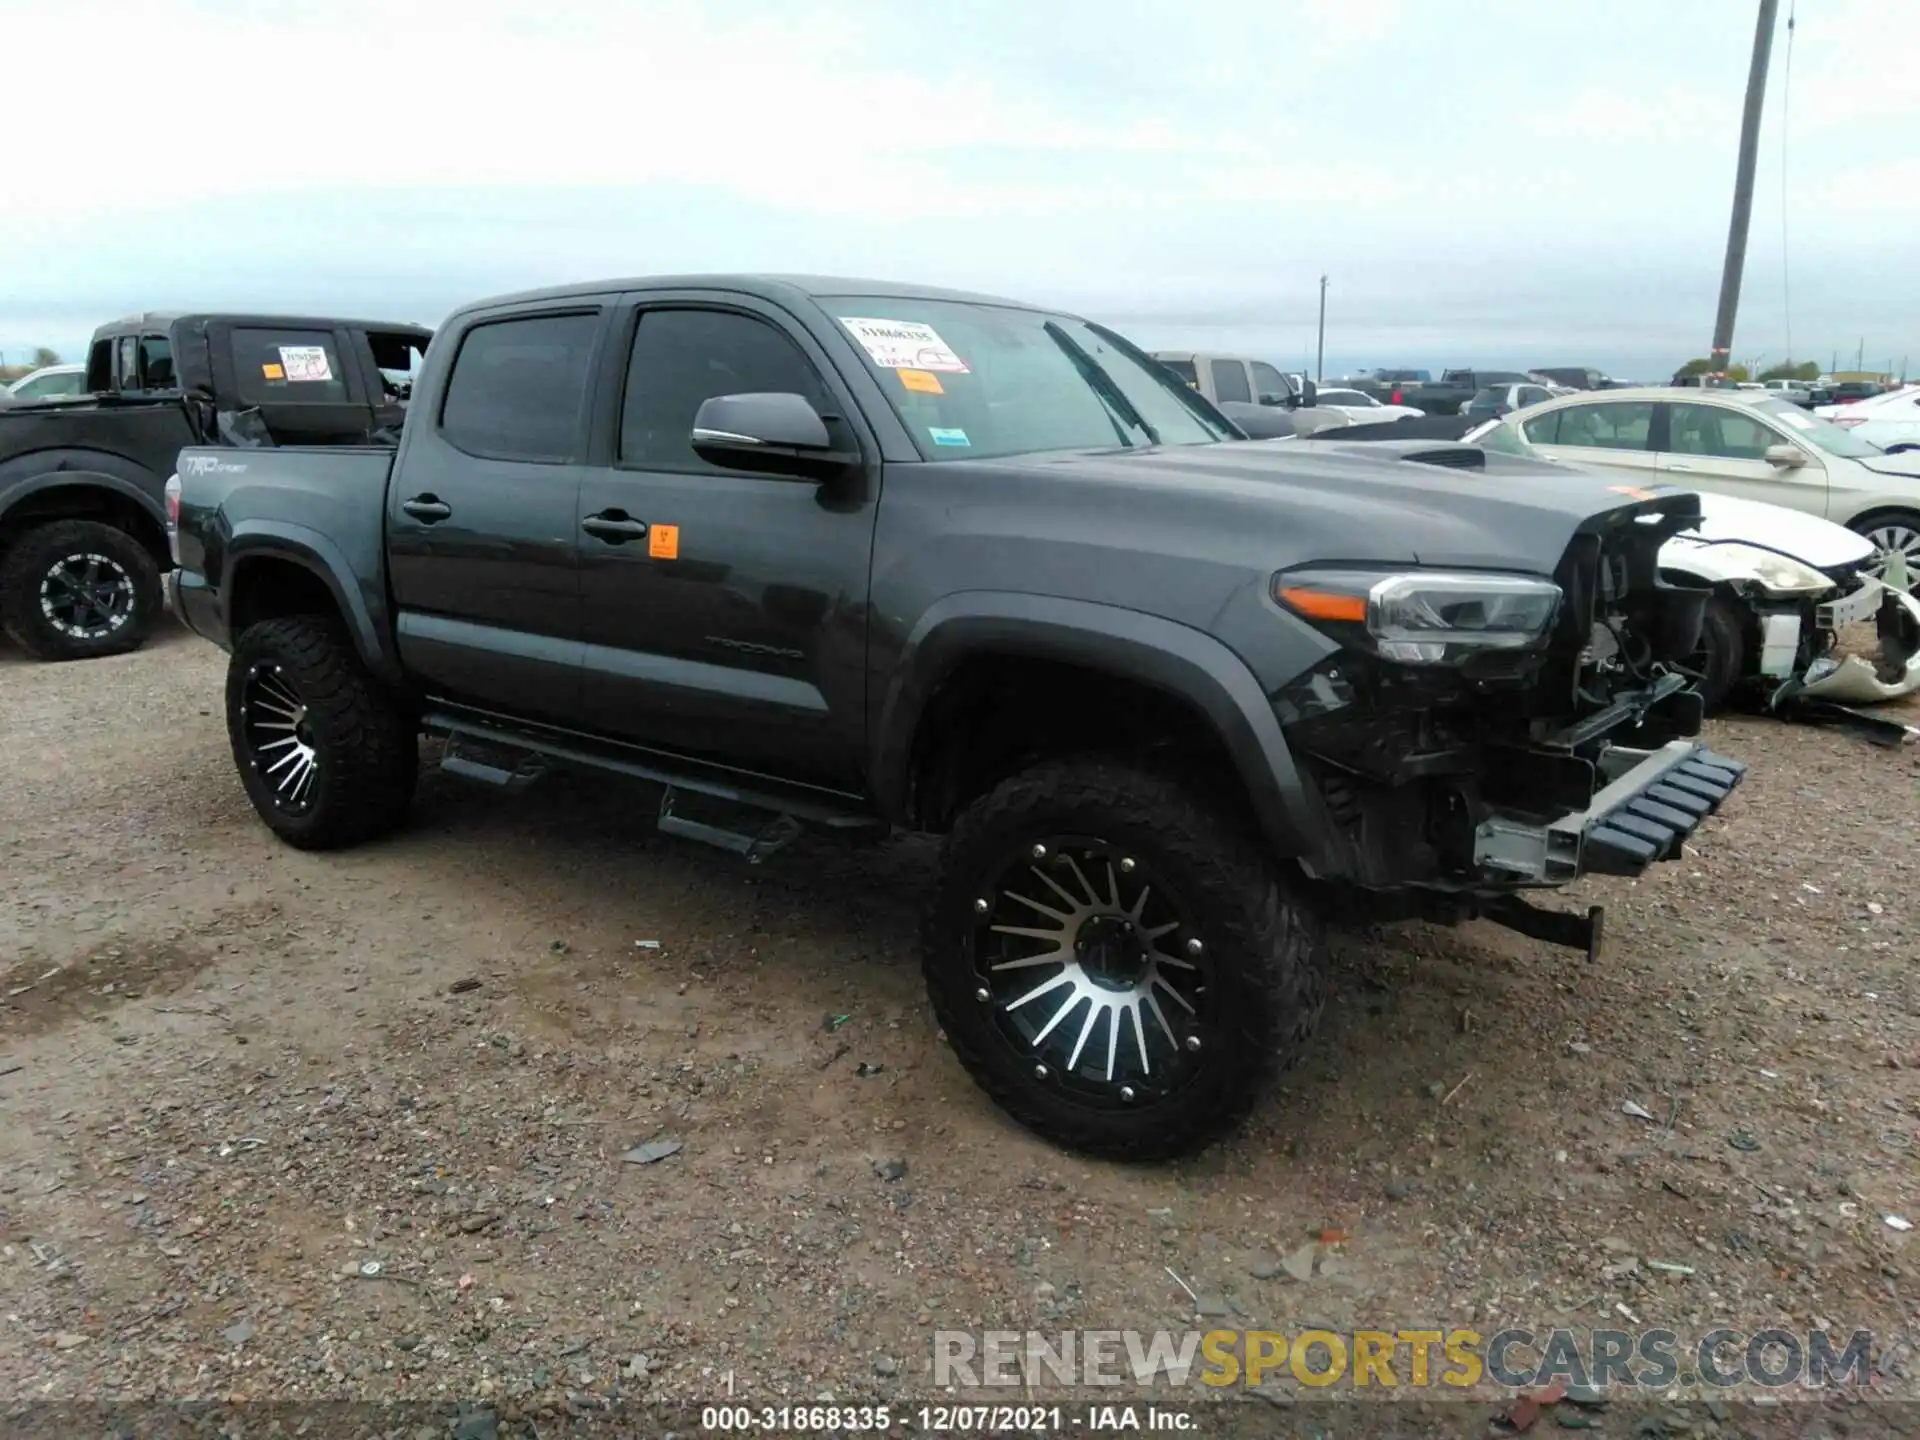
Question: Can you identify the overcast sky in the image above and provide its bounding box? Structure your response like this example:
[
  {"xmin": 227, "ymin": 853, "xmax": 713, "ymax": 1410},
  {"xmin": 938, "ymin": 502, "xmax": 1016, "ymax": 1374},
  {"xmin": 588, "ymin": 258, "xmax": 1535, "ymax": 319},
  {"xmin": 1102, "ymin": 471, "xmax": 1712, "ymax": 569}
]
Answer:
[{"xmin": 2, "ymin": 0, "xmax": 1914, "ymax": 380}]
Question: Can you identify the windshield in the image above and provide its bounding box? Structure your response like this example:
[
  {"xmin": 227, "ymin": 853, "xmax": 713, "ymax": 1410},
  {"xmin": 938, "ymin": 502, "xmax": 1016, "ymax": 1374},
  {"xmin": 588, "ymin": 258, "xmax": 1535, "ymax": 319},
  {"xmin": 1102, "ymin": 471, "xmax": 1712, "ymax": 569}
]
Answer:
[
  {"xmin": 818, "ymin": 298, "xmax": 1235, "ymax": 460},
  {"xmin": 1754, "ymin": 397, "xmax": 1883, "ymax": 457}
]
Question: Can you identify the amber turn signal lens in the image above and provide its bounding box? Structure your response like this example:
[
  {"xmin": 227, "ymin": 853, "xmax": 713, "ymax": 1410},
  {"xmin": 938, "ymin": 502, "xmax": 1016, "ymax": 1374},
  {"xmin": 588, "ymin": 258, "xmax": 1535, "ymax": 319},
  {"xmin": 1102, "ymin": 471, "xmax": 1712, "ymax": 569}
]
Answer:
[{"xmin": 1276, "ymin": 586, "xmax": 1368, "ymax": 623}]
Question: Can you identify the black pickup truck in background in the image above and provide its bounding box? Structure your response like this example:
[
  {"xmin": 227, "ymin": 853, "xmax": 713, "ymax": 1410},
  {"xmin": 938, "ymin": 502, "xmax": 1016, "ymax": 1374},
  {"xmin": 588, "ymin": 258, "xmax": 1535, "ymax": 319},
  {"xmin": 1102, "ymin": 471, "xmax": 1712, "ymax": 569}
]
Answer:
[
  {"xmin": 0, "ymin": 311, "xmax": 429, "ymax": 660},
  {"xmin": 170, "ymin": 273, "xmax": 1746, "ymax": 1160},
  {"xmin": 1343, "ymin": 368, "xmax": 1537, "ymax": 415}
]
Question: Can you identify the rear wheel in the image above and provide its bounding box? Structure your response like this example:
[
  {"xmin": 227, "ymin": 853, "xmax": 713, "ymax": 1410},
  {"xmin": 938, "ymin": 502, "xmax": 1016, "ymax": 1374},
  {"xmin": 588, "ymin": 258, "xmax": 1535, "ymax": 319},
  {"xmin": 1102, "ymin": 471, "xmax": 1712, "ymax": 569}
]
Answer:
[
  {"xmin": 0, "ymin": 519, "xmax": 161, "ymax": 661},
  {"xmin": 226, "ymin": 616, "xmax": 418, "ymax": 850},
  {"xmin": 923, "ymin": 758, "xmax": 1328, "ymax": 1161},
  {"xmin": 1851, "ymin": 509, "xmax": 1920, "ymax": 590}
]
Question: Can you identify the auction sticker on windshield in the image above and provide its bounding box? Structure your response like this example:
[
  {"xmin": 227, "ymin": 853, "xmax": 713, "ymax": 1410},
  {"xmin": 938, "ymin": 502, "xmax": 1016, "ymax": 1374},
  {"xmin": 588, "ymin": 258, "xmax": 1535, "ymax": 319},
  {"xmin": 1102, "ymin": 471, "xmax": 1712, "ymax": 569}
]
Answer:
[
  {"xmin": 840, "ymin": 318, "xmax": 970, "ymax": 373},
  {"xmin": 278, "ymin": 346, "xmax": 333, "ymax": 383},
  {"xmin": 929, "ymin": 427, "xmax": 971, "ymax": 447},
  {"xmin": 898, "ymin": 368, "xmax": 945, "ymax": 395}
]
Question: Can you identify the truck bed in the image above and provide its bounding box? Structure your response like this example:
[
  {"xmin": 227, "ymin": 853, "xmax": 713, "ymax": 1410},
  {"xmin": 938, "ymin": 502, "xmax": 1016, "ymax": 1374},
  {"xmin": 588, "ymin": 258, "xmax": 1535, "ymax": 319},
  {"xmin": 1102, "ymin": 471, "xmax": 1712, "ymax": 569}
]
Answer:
[{"xmin": 171, "ymin": 445, "xmax": 397, "ymax": 648}]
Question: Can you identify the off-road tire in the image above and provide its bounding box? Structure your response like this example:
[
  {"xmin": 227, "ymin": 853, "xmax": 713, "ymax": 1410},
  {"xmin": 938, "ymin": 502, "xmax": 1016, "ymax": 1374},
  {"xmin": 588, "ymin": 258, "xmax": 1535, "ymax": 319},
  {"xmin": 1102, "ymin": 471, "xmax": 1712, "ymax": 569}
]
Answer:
[
  {"xmin": 0, "ymin": 519, "xmax": 161, "ymax": 661},
  {"xmin": 1693, "ymin": 596, "xmax": 1749, "ymax": 711},
  {"xmin": 226, "ymin": 616, "xmax": 418, "ymax": 850},
  {"xmin": 923, "ymin": 758, "xmax": 1328, "ymax": 1162}
]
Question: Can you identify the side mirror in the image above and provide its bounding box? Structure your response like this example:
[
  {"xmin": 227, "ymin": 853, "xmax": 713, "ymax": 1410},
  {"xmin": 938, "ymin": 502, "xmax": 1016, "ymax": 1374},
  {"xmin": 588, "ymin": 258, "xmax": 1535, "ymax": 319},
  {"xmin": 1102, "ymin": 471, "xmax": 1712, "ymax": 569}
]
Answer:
[
  {"xmin": 1764, "ymin": 443, "xmax": 1808, "ymax": 469},
  {"xmin": 690, "ymin": 392, "xmax": 850, "ymax": 477},
  {"xmin": 1292, "ymin": 379, "xmax": 1317, "ymax": 409}
]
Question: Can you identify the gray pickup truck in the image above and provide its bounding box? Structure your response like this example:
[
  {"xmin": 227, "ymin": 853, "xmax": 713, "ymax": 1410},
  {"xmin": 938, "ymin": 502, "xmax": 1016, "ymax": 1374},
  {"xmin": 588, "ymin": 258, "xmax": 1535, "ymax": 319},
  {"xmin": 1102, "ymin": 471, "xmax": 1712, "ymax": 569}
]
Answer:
[{"xmin": 168, "ymin": 273, "xmax": 1746, "ymax": 1160}]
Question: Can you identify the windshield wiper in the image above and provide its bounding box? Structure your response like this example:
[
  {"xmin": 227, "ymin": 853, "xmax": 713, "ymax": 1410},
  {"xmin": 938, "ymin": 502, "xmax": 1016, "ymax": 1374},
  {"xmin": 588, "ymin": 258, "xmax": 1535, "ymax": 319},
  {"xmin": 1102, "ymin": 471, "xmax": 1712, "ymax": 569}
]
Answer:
[{"xmin": 1044, "ymin": 321, "xmax": 1160, "ymax": 447}]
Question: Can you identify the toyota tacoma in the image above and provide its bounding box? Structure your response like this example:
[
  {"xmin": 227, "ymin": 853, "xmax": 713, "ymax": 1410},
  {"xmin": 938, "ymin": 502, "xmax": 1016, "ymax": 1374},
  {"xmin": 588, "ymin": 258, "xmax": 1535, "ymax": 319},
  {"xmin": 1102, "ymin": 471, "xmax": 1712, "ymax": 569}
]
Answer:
[{"xmin": 167, "ymin": 274, "xmax": 1747, "ymax": 1160}]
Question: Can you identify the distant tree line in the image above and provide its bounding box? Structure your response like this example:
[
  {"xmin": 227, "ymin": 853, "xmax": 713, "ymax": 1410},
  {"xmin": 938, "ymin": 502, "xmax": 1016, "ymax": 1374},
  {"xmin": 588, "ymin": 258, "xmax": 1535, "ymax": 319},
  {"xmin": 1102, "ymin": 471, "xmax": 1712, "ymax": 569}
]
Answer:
[
  {"xmin": 1672, "ymin": 357, "xmax": 1821, "ymax": 383},
  {"xmin": 0, "ymin": 346, "xmax": 63, "ymax": 383}
]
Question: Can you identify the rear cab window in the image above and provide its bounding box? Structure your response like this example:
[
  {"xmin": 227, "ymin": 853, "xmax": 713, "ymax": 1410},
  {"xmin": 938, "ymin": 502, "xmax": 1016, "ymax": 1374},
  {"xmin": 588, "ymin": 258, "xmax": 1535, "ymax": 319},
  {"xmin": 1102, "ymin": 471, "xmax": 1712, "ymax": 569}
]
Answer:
[{"xmin": 231, "ymin": 328, "xmax": 351, "ymax": 406}]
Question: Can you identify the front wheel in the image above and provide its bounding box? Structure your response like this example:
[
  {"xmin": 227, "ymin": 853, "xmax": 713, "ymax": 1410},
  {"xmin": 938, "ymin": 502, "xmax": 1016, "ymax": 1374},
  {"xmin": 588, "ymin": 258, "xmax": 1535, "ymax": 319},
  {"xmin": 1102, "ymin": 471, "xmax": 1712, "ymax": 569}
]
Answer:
[
  {"xmin": 0, "ymin": 519, "xmax": 162, "ymax": 661},
  {"xmin": 1851, "ymin": 509, "xmax": 1920, "ymax": 589},
  {"xmin": 923, "ymin": 759, "xmax": 1328, "ymax": 1161},
  {"xmin": 226, "ymin": 615, "xmax": 418, "ymax": 850},
  {"xmin": 1690, "ymin": 596, "xmax": 1749, "ymax": 711}
]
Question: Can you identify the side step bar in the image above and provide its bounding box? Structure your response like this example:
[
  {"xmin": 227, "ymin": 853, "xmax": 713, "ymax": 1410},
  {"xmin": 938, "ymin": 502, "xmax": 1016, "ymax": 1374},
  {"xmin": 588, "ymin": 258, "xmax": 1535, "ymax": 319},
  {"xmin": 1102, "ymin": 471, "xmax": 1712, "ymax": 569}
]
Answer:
[{"xmin": 423, "ymin": 709, "xmax": 887, "ymax": 861}]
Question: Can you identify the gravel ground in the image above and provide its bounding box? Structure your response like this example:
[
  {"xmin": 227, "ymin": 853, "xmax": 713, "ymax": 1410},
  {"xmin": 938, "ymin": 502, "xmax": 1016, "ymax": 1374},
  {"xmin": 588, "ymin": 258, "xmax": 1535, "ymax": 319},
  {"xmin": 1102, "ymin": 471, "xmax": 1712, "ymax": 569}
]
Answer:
[{"xmin": 2, "ymin": 620, "xmax": 1918, "ymax": 1435}]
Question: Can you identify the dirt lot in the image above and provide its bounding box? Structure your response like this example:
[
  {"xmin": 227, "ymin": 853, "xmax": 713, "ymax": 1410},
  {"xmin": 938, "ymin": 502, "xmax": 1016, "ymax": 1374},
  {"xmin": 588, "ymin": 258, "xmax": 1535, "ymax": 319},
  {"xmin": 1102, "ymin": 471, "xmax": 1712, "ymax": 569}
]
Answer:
[{"xmin": 3, "ymin": 621, "xmax": 1918, "ymax": 1432}]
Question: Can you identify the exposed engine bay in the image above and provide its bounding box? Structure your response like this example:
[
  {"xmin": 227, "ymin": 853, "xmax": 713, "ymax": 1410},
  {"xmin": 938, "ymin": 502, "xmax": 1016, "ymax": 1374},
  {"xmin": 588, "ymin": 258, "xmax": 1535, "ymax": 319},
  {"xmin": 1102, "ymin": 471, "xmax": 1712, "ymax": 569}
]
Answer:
[{"xmin": 1271, "ymin": 494, "xmax": 1740, "ymax": 925}]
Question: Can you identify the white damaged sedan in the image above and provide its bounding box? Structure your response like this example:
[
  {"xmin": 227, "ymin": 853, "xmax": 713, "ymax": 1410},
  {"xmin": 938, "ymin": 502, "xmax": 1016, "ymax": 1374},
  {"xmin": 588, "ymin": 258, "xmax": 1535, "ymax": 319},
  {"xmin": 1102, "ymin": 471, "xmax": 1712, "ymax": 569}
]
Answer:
[
  {"xmin": 1450, "ymin": 418, "xmax": 1920, "ymax": 710},
  {"xmin": 1658, "ymin": 491, "xmax": 1920, "ymax": 709}
]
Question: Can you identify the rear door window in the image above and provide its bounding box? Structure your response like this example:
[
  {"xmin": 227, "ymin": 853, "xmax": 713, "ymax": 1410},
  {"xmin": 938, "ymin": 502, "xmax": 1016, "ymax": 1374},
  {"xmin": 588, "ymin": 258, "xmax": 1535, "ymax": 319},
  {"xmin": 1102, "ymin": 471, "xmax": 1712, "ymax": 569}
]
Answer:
[
  {"xmin": 1526, "ymin": 401, "xmax": 1655, "ymax": 449},
  {"xmin": 232, "ymin": 328, "xmax": 351, "ymax": 406},
  {"xmin": 439, "ymin": 312, "xmax": 601, "ymax": 463}
]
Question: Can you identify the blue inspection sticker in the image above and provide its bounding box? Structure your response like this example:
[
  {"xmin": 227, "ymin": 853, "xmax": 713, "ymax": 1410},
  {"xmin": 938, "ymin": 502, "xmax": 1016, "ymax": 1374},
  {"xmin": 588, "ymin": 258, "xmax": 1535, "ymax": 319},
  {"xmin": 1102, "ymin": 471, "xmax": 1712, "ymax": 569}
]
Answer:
[{"xmin": 929, "ymin": 427, "xmax": 971, "ymax": 447}]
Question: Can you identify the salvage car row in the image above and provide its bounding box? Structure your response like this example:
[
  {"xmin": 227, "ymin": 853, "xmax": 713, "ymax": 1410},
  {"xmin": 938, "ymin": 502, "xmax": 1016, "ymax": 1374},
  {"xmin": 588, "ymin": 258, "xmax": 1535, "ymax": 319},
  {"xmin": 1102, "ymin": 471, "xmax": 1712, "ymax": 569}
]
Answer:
[{"xmin": 11, "ymin": 273, "xmax": 1912, "ymax": 1165}]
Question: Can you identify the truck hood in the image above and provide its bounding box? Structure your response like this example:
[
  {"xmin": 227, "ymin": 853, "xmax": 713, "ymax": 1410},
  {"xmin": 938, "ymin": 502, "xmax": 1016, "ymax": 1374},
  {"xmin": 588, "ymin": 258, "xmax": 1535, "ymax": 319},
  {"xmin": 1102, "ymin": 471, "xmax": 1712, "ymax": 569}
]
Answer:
[{"xmin": 975, "ymin": 439, "xmax": 1701, "ymax": 572}]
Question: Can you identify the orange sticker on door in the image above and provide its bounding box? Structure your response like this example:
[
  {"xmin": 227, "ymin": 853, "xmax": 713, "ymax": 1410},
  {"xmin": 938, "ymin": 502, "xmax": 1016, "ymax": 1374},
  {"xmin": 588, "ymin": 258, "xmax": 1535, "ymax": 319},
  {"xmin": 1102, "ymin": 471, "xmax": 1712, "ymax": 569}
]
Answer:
[
  {"xmin": 261, "ymin": 362, "xmax": 285, "ymax": 380},
  {"xmin": 648, "ymin": 523, "xmax": 680, "ymax": 560},
  {"xmin": 898, "ymin": 368, "xmax": 944, "ymax": 395}
]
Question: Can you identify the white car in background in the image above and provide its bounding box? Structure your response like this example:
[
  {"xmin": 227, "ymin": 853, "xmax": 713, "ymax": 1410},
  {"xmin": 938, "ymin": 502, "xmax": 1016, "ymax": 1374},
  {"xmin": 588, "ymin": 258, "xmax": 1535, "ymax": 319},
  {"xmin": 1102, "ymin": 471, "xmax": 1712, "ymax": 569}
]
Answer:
[
  {"xmin": 1462, "ymin": 385, "xmax": 1920, "ymax": 584},
  {"xmin": 1452, "ymin": 412, "xmax": 1920, "ymax": 707},
  {"xmin": 1307, "ymin": 386, "xmax": 1425, "ymax": 421},
  {"xmin": 3, "ymin": 363, "xmax": 87, "ymax": 402},
  {"xmin": 1818, "ymin": 384, "xmax": 1920, "ymax": 454}
]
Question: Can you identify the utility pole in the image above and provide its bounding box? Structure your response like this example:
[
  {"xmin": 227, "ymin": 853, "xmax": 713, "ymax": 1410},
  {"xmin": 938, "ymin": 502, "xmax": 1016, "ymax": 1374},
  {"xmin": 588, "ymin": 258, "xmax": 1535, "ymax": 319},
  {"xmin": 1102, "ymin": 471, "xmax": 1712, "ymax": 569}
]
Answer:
[
  {"xmin": 1857, "ymin": 338, "xmax": 1865, "ymax": 371},
  {"xmin": 1706, "ymin": 0, "xmax": 1779, "ymax": 387},
  {"xmin": 1315, "ymin": 275, "xmax": 1328, "ymax": 384}
]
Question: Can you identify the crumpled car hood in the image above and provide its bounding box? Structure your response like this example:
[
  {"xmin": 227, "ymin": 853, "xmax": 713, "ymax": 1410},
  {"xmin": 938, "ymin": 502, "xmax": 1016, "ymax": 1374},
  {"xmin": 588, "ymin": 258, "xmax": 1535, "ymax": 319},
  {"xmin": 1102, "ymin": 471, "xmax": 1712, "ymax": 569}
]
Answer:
[{"xmin": 1672, "ymin": 492, "xmax": 1875, "ymax": 570}]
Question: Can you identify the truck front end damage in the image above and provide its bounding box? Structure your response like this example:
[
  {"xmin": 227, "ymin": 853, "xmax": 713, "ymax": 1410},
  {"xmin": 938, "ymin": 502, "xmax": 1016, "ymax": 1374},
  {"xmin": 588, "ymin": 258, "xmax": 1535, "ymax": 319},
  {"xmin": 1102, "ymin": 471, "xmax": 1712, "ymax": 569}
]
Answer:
[{"xmin": 1269, "ymin": 492, "xmax": 1747, "ymax": 954}]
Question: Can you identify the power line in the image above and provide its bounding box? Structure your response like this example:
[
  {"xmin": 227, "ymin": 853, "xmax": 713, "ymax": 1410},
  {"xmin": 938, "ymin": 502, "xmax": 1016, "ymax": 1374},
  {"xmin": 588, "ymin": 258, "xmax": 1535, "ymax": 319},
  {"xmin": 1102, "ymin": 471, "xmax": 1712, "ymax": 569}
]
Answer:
[{"xmin": 1779, "ymin": 0, "xmax": 1796, "ymax": 364}]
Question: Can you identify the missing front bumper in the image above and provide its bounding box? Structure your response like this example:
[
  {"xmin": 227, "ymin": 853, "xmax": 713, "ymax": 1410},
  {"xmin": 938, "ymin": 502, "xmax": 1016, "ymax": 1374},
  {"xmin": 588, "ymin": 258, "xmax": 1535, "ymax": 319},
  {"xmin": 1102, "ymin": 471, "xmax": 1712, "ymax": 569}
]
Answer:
[{"xmin": 1473, "ymin": 740, "xmax": 1748, "ymax": 884}]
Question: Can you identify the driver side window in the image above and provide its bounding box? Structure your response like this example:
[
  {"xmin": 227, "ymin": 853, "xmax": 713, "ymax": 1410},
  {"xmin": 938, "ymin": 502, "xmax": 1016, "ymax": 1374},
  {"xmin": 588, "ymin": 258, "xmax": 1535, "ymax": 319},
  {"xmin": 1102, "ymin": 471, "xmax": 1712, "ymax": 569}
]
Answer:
[
  {"xmin": 1668, "ymin": 403, "xmax": 1778, "ymax": 461},
  {"xmin": 619, "ymin": 308, "xmax": 832, "ymax": 473}
]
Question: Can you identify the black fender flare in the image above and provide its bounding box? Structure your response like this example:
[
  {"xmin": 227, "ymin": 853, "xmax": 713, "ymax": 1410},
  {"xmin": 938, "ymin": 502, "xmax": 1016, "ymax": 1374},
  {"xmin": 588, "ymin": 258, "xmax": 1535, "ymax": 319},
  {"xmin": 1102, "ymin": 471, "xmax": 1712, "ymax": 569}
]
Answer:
[
  {"xmin": 221, "ymin": 522, "xmax": 402, "ymax": 683},
  {"xmin": 0, "ymin": 460, "xmax": 168, "ymax": 541},
  {"xmin": 871, "ymin": 591, "xmax": 1329, "ymax": 864}
]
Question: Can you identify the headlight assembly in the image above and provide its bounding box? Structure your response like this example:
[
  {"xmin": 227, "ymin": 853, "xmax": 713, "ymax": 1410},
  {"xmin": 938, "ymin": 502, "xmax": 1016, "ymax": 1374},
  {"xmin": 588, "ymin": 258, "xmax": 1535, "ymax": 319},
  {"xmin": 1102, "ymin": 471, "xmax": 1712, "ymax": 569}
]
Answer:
[{"xmin": 1274, "ymin": 568, "xmax": 1563, "ymax": 664}]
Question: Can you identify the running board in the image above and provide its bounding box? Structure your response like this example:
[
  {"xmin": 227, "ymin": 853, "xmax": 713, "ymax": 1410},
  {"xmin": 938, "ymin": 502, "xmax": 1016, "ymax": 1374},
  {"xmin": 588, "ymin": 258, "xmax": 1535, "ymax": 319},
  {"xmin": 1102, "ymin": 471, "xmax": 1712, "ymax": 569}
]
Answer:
[
  {"xmin": 439, "ymin": 734, "xmax": 547, "ymax": 791},
  {"xmin": 657, "ymin": 787, "xmax": 802, "ymax": 864},
  {"xmin": 419, "ymin": 710, "xmax": 887, "ymax": 852}
]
